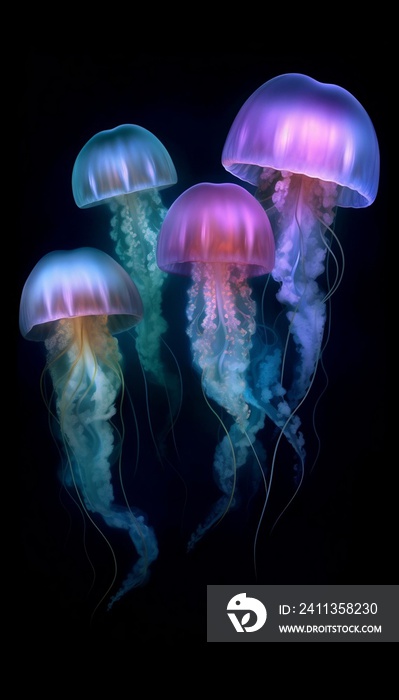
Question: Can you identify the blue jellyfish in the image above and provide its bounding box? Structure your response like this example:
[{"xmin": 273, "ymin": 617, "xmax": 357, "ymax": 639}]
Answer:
[{"xmin": 19, "ymin": 247, "xmax": 159, "ymax": 610}]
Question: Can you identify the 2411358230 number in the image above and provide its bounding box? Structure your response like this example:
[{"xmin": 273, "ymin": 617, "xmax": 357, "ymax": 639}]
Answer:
[{"xmin": 299, "ymin": 603, "xmax": 378, "ymax": 615}]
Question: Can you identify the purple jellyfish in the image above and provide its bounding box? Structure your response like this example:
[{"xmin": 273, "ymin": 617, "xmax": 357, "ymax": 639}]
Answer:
[{"xmin": 222, "ymin": 73, "xmax": 380, "ymax": 407}]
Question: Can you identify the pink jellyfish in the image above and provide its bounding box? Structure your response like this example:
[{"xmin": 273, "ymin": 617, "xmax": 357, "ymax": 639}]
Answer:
[
  {"xmin": 222, "ymin": 73, "xmax": 380, "ymax": 409},
  {"xmin": 19, "ymin": 247, "xmax": 159, "ymax": 610},
  {"xmin": 72, "ymin": 124, "xmax": 180, "ymax": 425},
  {"xmin": 157, "ymin": 182, "xmax": 278, "ymax": 550}
]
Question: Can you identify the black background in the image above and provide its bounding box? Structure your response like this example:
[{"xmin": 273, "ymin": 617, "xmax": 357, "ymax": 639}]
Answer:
[{"xmin": 18, "ymin": 52, "xmax": 389, "ymax": 643}]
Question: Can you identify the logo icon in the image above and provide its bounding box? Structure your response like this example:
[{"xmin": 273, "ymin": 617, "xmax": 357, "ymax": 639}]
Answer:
[{"xmin": 227, "ymin": 592, "xmax": 267, "ymax": 632}]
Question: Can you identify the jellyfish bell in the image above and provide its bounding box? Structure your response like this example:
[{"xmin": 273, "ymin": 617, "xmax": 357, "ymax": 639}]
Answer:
[
  {"xmin": 222, "ymin": 73, "xmax": 379, "ymax": 208},
  {"xmin": 19, "ymin": 246, "xmax": 159, "ymax": 611},
  {"xmin": 72, "ymin": 124, "xmax": 181, "ymax": 453},
  {"xmin": 19, "ymin": 246, "xmax": 143, "ymax": 341},
  {"xmin": 72, "ymin": 124, "xmax": 178, "ymax": 209},
  {"xmin": 157, "ymin": 182, "xmax": 278, "ymax": 548},
  {"xmin": 157, "ymin": 181, "xmax": 274, "ymax": 278},
  {"xmin": 222, "ymin": 73, "xmax": 380, "ymax": 405}
]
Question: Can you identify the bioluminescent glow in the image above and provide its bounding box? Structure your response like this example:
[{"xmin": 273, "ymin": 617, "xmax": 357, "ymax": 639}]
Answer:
[
  {"xmin": 72, "ymin": 125, "xmax": 181, "ymax": 446},
  {"xmin": 222, "ymin": 73, "xmax": 380, "ymax": 406},
  {"xmin": 157, "ymin": 182, "xmax": 283, "ymax": 549},
  {"xmin": 221, "ymin": 75, "xmax": 380, "ymax": 559},
  {"xmin": 19, "ymin": 247, "xmax": 159, "ymax": 611},
  {"xmin": 20, "ymin": 73, "xmax": 381, "ymax": 613}
]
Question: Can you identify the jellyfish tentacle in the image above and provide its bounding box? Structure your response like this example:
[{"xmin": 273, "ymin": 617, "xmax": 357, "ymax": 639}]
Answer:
[
  {"xmin": 44, "ymin": 314, "xmax": 159, "ymax": 608},
  {"xmin": 186, "ymin": 385, "xmax": 237, "ymax": 552},
  {"xmin": 188, "ymin": 263, "xmax": 255, "ymax": 427},
  {"xmin": 46, "ymin": 316, "xmax": 121, "ymax": 514},
  {"xmin": 106, "ymin": 508, "xmax": 159, "ymax": 610},
  {"xmin": 110, "ymin": 190, "xmax": 182, "ymax": 455},
  {"xmin": 186, "ymin": 262, "xmax": 270, "ymax": 549},
  {"xmin": 110, "ymin": 192, "xmax": 169, "ymax": 379},
  {"xmin": 263, "ymin": 174, "xmax": 339, "ymax": 406}
]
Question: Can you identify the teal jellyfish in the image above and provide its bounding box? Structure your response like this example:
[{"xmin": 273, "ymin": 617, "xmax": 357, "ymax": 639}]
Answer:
[{"xmin": 72, "ymin": 125, "xmax": 180, "ymax": 446}]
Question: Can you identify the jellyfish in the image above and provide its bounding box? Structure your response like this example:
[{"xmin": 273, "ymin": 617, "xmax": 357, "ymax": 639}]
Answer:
[
  {"xmin": 157, "ymin": 182, "xmax": 285, "ymax": 549},
  {"xmin": 222, "ymin": 73, "xmax": 380, "ymax": 409},
  {"xmin": 72, "ymin": 124, "xmax": 180, "ymax": 448},
  {"xmin": 19, "ymin": 247, "xmax": 159, "ymax": 611}
]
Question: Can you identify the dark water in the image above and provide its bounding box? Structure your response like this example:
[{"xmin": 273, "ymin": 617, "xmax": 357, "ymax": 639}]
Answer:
[{"xmin": 17, "ymin": 53, "xmax": 389, "ymax": 642}]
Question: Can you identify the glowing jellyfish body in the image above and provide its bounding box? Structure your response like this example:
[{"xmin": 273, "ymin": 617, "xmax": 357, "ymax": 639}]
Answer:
[
  {"xmin": 157, "ymin": 182, "xmax": 276, "ymax": 549},
  {"xmin": 19, "ymin": 247, "xmax": 159, "ymax": 610},
  {"xmin": 72, "ymin": 124, "xmax": 179, "ymax": 417},
  {"xmin": 222, "ymin": 73, "xmax": 380, "ymax": 406}
]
